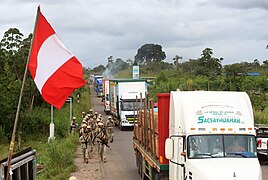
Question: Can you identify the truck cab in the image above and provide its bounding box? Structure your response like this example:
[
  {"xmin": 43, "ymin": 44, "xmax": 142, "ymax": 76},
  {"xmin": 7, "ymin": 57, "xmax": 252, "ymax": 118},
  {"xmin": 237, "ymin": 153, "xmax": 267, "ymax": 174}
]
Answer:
[
  {"xmin": 119, "ymin": 97, "xmax": 144, "ymax": 129},
  {"xmin": 165, "ymin": 91, "xmax": 262, "ymax": 180},
  {"xmin": 109, "ymin": 79, "xmax": 147, "ymax": 130}
]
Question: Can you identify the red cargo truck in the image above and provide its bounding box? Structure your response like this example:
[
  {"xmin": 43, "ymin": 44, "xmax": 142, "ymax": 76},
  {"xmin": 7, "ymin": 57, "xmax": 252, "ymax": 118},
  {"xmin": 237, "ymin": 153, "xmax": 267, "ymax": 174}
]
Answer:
[{"xmin": 133, "ymin": 94, "xmax": 170, "ymax": 179}]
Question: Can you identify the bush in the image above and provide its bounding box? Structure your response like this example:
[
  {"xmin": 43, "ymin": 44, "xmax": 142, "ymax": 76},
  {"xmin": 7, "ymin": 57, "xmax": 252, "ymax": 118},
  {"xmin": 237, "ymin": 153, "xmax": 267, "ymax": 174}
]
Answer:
[
  {"xmin": 254, "ymin": 110, "xmax": 268, "ymax": 125},
  {"xmin": 37, "ymin": 135, "xmax": 78, "ymax": 180},
  {"xmin": 20, "ymin": 107, "xmax": 51, "ymax": 140}
]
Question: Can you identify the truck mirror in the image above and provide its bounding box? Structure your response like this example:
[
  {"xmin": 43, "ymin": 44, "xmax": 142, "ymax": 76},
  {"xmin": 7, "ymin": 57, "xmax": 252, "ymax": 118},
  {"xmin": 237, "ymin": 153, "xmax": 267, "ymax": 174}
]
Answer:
[{"xmin": 165, "ymin": 138, "xmax": 174, "ymax": 160}]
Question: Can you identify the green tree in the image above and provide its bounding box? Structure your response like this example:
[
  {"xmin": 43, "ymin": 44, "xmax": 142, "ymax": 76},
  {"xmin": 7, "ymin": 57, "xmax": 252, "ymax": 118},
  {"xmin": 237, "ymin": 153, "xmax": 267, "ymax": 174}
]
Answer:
[
  {"xmin": 173, "ymin": 55, "xmax": 183, "ymax": 66},
  {"xmin": 195, "ymin": 48, "xmax": 222, "ymax": 77},
  {"xmin": 224, "ymin": 63, "xmax": 247, "ymax": 91},
  {"xmin": 91, "ymin": 65, "xmax": 106, "ymax": 74},
  {"xmin": 134, "ymin": 44, "xmax": 166, "ymax": 65},
  {"xmin": 0, "ymin": 28, "xmax": 23, "ymax": 55},
  {"xmin": 194, "ymin": 48, "xmax": 222, "ymax": 90}
]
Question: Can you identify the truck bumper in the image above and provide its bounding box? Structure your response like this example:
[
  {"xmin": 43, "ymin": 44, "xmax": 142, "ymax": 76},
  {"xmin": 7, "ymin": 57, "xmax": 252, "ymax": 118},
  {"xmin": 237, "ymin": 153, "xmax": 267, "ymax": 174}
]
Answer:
[
  {"xmin": 121, "ymin": 121, "xmax": 134, "ymax": 127},
  {"xmin": 257, "ymin": 149, "xmax": 268, "ymax": 155}
]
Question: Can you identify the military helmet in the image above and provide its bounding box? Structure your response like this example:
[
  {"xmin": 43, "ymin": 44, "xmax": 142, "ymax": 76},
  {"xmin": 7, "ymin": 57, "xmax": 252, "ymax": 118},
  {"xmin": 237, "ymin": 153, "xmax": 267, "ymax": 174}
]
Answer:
[
  {"xmin": 98, "ymin": 122, "xmax": 104, "ymax": 126},
  {"xmin": 82, "ymin": 120, "xmax": 87, "ymax": 124}
]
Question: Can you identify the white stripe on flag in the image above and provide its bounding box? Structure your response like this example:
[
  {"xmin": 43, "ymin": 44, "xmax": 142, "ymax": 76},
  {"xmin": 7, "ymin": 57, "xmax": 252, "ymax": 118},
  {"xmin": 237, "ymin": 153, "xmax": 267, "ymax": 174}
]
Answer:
[{"xmin": 35, "ymin": 34, "xmax": 73, "ymax": 92}]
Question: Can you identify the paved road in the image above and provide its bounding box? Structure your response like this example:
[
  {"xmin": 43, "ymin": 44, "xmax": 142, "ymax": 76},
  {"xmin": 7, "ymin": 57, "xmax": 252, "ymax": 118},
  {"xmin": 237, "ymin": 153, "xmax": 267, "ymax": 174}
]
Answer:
[
  {"xmin": 90, "ymin": 86, "xmax": 140, "ymax": 180},
  {"xmin": 261, "ymin": 159, "xmax": 268, "ymax": 179},
  {"xmin": 90, "ymin": 85, "xmax": 268, "ymax": 180}
]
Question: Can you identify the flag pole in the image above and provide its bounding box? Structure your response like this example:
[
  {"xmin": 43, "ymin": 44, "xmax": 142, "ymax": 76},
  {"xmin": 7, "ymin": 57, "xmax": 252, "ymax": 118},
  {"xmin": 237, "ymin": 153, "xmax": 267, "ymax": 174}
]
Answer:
[{"xmin": 5, "ymin": 6, "xmax": 40, "ymax": 180}]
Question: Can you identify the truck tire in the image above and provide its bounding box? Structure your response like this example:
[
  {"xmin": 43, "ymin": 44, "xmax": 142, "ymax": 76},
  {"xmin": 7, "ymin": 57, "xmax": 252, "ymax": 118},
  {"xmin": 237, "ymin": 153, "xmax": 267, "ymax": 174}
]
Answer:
[
  {"xmin": 138, "ymin": 152, "xmax": 142, "ymax": 175},
  {"xmin": 119, "ymin": 122, "xmax": 124, "ymax": 131},
  {"xmin": 152, "ymin": 170, "xmax": 160, "ymax": 180},
  {"xmin": 135, "ymin": 152, "xmax": 139, "ymax": 167},
  {"xmin": 140, "ymin": 155, "xmax": 145, "ymax": 180}
]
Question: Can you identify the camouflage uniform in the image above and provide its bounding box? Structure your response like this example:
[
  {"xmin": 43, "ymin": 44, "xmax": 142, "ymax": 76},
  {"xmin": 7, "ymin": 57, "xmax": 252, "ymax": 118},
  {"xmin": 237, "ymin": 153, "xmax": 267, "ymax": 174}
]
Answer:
[
  {"xmin": 79, "ymin": 126, "xmax": 90, "ymax": 163},
  {"xmin": 81, "ymin": 111, "xmax": 86, "ymax": 119},
  {"xmin": 86, "ymin": 126, "xmax": 94, "ymax": 159},
  {"xmin": 95, "ymin": 122, "xmax": 104, "ymax": 152},
  {"xmin": 97, "ymin": 128, "xmax": 109, "ymax": 162},
  {"xmin": 70, "ymin": 117, "xmax": 78, "ymax": 135},
  {"xmin": 106, "ymin": 116, "xmax": 115, "ymax": 143}
]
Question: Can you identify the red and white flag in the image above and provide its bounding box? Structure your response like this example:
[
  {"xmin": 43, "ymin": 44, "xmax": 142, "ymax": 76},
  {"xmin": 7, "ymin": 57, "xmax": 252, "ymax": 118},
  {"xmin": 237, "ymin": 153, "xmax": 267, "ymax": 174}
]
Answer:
[{"xmin": 28, "ymin": 7, "xmax": 86, "ymax": 109}]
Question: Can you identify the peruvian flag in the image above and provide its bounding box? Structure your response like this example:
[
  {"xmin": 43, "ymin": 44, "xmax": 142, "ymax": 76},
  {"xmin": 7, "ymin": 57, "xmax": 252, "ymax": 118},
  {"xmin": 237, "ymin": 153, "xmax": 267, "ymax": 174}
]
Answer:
[{"xmin": 28, "ymin": 7, "xmax": 86, "ymax": 109}]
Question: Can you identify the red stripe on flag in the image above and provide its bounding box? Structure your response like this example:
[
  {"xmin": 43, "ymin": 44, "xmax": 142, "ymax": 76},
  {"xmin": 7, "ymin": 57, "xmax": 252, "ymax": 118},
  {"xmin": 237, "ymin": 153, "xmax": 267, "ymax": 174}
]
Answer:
[
  {"xmin": 28, "ymin": 11, "xmax": 55, "ymax": 79},
  {"xmin": 41, "ymin": 56, "xmax": 86, "ymax": 108}
]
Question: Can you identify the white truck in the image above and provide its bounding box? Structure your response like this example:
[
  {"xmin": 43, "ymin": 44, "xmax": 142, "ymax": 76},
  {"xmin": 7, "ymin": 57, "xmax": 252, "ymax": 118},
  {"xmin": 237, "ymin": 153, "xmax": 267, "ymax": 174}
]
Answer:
[
  {"xmin": 133, "ymin": 91, "xmax": 262, "ymax": 180},
  {"xmin": 109, "ymin": 79, "xmax": 147, "ymax": 130},
  {"xmin": 256, "ymin": 125, "xmax": 268, "ymax": 163}
]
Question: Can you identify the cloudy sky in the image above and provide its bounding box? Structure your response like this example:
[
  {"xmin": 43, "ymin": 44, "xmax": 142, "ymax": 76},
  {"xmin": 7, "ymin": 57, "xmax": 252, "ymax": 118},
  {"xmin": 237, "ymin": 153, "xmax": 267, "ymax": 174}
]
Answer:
[{"xmin": 1, "ymin": 0, "xmax": 268, "ymax": 68}]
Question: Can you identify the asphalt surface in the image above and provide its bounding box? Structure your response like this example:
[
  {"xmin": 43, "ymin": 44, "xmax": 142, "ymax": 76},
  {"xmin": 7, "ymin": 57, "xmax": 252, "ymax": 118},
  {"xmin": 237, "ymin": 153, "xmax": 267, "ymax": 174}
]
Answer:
[
  {"xmin": 90, "ymin": 86, "xmax": 140, "ymax": 180},
  {"xmin": 90, "ymin": 85, "xmax": 268, "ymax": 180},
  {"xmin": 260, "ymin": 157, "xmax": 268, "ymax": 180}
]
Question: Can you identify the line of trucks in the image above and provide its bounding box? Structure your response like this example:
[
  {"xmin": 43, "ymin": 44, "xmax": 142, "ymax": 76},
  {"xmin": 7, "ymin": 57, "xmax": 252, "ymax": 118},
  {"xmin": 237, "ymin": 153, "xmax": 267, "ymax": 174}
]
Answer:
[
  {"xmin": 90, "ymin": 74, "xmax": 147, "ymax": 129},
  {"xmin": 90, "ymin": 74, "xmax": 262, "ymax": 179}
]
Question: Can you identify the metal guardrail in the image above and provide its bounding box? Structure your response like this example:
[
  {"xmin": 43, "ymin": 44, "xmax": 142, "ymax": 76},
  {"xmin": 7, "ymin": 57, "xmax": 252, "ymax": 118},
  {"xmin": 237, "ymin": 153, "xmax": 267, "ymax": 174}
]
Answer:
[{"xmin": 0, "ymin": 148, "xmax": 36, "ymax": 180}]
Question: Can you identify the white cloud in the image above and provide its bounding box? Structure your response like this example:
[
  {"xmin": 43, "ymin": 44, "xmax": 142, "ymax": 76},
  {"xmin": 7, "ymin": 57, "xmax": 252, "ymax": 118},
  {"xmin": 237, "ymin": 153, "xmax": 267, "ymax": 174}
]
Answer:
[{"xmin": 0, "ymin": 0, "xmax": 268, "ymax": 68}]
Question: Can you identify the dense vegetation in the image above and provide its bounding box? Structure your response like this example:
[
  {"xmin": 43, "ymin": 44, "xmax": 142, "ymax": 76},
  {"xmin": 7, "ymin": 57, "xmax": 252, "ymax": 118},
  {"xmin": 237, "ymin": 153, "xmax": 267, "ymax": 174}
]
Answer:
[
  {"xmin": 1, "ymin": 26, "xmax": 268, "ymax": 178},
  {"xmin": 0, "ymin": 28, "xmax": 90, "ymax": 179},
  {"xmin": 91, "ymin": 44, "xmax": 268, "ymax": 124}
]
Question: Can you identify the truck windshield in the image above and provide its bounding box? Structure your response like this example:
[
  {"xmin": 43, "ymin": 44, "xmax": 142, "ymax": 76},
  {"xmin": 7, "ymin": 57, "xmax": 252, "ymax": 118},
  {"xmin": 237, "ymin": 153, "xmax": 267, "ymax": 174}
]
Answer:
[
  {"xmin": 121, "ymin": 100, "xmax": 144, "ymax": 111},
  {"xmin": 187, "ymin": 134, "xmax": 257, "ymax": 159}
]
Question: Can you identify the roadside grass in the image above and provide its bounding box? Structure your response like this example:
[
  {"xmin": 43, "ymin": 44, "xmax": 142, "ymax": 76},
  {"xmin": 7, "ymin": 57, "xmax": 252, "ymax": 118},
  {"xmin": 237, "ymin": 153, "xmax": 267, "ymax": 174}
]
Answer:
[
  {"xmin": 36, "ymin": 135, "xmax": 78, "ymax": 180},
  {"xmin": 254, "ymin": 109, "xmax": 268, "ymax": 125},
  {"xmin": 36, "ymin": 86, "xmax": 90, "ymax": 179},
  {"xmin": 0, "ymin": 85, "xmax": 91, "ymax": 179}
]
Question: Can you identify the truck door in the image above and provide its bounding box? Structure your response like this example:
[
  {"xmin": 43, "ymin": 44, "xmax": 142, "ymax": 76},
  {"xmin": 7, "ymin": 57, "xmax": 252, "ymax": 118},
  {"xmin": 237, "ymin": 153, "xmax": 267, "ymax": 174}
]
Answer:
[{"xmin": 177, "ymin": 137, "xmax": 186, "ymax": 180}]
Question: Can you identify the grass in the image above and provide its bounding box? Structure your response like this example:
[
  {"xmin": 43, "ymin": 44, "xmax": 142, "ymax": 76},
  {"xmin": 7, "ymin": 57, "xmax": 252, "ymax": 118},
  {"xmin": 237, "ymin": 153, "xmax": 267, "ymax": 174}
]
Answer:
[
  {"xmin": 0, "ymin": 85, "xmax": 91, "ymax": 180},
  {"xmin": 254, "ymin": 109, "xmax": 268, "ymax": 125},
  {"xmin": 36, "ymin": 135, "xmax": 78, "ymax": 180}
]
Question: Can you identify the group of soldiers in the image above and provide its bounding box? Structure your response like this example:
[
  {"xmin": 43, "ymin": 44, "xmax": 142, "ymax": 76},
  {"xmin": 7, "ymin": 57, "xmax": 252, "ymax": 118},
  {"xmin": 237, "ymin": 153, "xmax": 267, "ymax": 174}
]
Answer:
[{"xmin": 75, "ymin": 109, "xmax": 115, "ymax": 163}]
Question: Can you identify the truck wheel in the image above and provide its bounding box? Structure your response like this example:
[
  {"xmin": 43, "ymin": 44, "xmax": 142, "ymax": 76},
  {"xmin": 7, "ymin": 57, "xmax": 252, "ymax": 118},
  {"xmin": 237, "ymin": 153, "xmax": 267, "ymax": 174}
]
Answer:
[
  {"xmin": 135, "ymin": 152, "xmax": 139, "ymax": 167},
  {"xmin": 119, "ymin": 122, "xmax": 124, "ymax": 131},
  {"xmin": 139, "ymin": 155, "xmax": 146, "ymax": 180},
  {"xmin": 137, "ymin": 152, "xmax": 141, "ymax": 175},
  {"xmin": 153, "ymin": 171, "xmax": 160, "ymax": 180}
]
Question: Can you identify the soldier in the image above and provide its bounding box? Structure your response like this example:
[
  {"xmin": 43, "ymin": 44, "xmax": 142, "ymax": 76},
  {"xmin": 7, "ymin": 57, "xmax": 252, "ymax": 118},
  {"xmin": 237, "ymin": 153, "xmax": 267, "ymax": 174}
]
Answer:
[
  {"xmin": 95, "ymin": 122, "xmax": 104, "ymax": 152},
  {"xmin": 70, "ymin": 117, "xmax": 78, "ymax": 135},
  {"xmin": 79, "ymin": 124, "xmax": 90, "ymax": 163},
  {"xmin": 79, "ymin": 119, "xmax": 87, "ymax": 136},
  {"xmin": 98, "ymin": 114, "xmax": 103, "ymax": 121},
  {"xmin": 93, "ymin": 111, "xmax": 98, "ymax": 119},
  {"xmin": 86, "ymin": 125, "xmax": 94, "ymax": 159},
  {"xmin": 89, "ymin": 109, "xmax": 93, "ymax": 116},
  {"xmin": 97, "ymin": 127, "xmax": 110, "ymax": 163},
  {"xmin": 76, "ymin": 91, "xmax": 81, "ymax": 103},
  {"xmin": 106, "ymin": 116, "xmax": 115, "ymax": 143},
  {"xmin": 81, "ymin": 111, "xmax": 86, "ymax": 118}
]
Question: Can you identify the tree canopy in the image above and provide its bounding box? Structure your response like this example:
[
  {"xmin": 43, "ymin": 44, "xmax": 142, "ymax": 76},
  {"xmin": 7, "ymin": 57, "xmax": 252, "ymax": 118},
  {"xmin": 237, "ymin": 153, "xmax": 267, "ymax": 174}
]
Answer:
[{"xmin": 134, "ymin": 44, "xmax": 166, "ymax": 65}]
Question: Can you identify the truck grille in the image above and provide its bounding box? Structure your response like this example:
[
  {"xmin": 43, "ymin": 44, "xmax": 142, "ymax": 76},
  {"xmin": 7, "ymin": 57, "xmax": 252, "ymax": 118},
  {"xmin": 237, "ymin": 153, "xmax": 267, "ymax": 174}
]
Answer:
[{"xmin": 125, "ymin": 115, "xmax": 139, "ymax": 122}]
